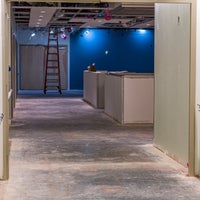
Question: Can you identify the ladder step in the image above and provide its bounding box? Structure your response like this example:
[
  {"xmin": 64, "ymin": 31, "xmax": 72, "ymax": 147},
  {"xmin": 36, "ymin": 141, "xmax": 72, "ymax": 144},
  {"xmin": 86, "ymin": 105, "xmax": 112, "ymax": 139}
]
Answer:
[
  {"xmin": 47, "ymin": 73, "xmax": 59, "ymax": 75},
  {"xmin": 47, "ymin": 66, "xmax": 58, "ymax": 68},
  {"xmin": 47, "ymin": 81, "xmax": 58, "ymax": 83},
  {"xmin": 47, "ymin": 78, "xmax": 58, "ymax": 81},
  {"xmin": 49, "ymin": 33, "xmax": 57, "ymax": 36},
  {"xmin": 46, "ymin": 83, "xmax": 59, "ymax": 86},
  {"xmin": 47, "ymin": 78, "xmax": 58, "ymax": 80},
  {"xmin": 48, "ymin": 60, "xmax": 58, "ymax": 62},
  {"xmin": 46, "ymin": 85, "xmax": 59, "ymax": 87},
  {"xmin": 48, "ymin": 49, "xmax": 57, "ymax": 52}
]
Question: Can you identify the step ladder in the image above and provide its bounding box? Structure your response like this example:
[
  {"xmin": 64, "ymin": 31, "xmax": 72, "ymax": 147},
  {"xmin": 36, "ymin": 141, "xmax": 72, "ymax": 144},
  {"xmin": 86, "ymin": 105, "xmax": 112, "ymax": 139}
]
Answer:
[{"xmin": 44, "ymin": 27, "xmax": 62, "ymax": 94}]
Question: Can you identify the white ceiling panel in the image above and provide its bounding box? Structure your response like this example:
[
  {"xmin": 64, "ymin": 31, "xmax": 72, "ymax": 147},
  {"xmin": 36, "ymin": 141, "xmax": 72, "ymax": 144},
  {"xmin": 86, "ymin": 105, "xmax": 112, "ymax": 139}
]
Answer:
[{"xmin": 29, "ymin": 7, "xmax": 56, "ymax": 27}]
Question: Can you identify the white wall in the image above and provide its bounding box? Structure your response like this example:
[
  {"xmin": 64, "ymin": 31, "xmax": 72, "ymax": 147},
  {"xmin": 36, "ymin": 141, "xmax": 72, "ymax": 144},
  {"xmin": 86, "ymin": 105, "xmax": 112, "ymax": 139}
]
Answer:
[
  {"xmin": 154, "ymin": 3, "xmax": 190, "ymax": 165},
  {"xmin": 195, "ymin": 0, "xmax": 200, "ymax": 175}
]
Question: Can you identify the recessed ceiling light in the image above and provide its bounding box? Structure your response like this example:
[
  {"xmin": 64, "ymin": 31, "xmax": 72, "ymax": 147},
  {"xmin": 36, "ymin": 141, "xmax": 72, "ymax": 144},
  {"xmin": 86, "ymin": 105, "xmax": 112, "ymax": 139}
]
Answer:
[
  {"xmin": 38, "ymin": 18, "xmax": 42, "ymax": 22},
  {"xmin": 40, "ymin": 10, "xmax": 46, "ymax": 14},
  {"xmin": 138, "ymin": 29, "xmax": 146, "ymax": 34},
  {"xmin": 36, "ymin": 22, "xmax": 40, "ymax": 25},
  {"xmin": 85, "ymin": 30, "xmax": 90, "ymax": 35},
  {"xmin": 39, "ymin": 15, "xmax": 44, "ymax": 18}
]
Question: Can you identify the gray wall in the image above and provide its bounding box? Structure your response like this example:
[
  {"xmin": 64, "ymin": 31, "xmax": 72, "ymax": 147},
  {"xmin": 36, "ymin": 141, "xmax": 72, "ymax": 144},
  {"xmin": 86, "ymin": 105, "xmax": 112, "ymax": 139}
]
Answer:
[
  {"xmin": 17, "ymin": 28, "xmax": 69, "ymax": 90},
  {"xmin": 154, "ymin": 3, "xmax": 190, "ymax": 165},
  {"xmin": 20, "ymin": 45, "xmax": 45, "ymax": 90},
  {"xmin": 20, "ymin": 45, "xmax": 67, "ymax": 90}
]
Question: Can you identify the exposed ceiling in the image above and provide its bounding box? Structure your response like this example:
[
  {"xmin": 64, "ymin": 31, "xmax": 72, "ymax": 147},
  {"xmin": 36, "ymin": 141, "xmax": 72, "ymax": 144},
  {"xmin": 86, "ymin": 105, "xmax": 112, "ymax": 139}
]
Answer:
[{"xmin": 12, "ymin": 2, "xmax": 154, "ymax": 30}]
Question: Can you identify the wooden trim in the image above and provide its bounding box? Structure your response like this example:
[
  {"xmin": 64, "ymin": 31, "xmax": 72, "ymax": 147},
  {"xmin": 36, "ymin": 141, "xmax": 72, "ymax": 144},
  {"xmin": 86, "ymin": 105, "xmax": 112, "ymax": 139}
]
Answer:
[
  {"xmin": 7, "ymin": 0, "xmax": 100, "ymax": 2},
  {"xmin": 188, "ymin": 0, "xmax": 196, "ymax": 176},
  {"xmin": 101, "ymin": 0, "xmax": 194, "ymax": 3},
  {"xmin": 1, "ymin": 0, "xmax": 11, "ymax": 180}
]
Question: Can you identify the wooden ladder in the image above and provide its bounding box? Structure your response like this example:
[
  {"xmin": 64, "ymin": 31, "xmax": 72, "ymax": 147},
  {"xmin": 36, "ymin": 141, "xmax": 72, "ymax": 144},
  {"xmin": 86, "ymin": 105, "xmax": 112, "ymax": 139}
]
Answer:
[{"xmin": 44, "ymin": 27, "xmax": 62, "ymax": 94}]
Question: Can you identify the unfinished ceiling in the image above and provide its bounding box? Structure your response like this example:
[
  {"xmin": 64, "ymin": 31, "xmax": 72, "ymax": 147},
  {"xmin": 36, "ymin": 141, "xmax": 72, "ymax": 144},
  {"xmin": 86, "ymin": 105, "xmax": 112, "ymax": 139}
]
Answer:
[{"xmin": 12, "ymin": 2, "xmax": 154, "ymax": 29}]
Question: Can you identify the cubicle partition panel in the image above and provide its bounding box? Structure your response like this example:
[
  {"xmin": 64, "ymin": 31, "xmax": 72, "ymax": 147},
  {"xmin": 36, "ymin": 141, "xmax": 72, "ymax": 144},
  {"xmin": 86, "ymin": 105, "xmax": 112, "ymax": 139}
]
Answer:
[
  {"xmin": 124, "ymin": 76, "xmax": 154, "ymax": 123},
  {"xmin": 83, "ymin": 70, "xmax": 107, "ymax": 109},
  {"xmin": 20, "ymin": 45, "xmax": 67, "ymax": 90},
  {"xmin": 105, "ymin": 73, "xmax": 154, "ymax": 124},
  {"xmin": 20, "ymin": 45, "xmax": 45, "ymax": 90},
  {"xmin": 104, "ymin": 74, "xmax": 123, "ymax": 122}
]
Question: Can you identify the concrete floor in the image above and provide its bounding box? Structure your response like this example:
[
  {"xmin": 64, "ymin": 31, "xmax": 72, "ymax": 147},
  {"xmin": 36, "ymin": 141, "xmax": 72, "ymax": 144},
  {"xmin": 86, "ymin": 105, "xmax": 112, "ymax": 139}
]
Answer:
[{"xmin": 1, "ymin": 95, "xmax": 200, "ymax": 200}]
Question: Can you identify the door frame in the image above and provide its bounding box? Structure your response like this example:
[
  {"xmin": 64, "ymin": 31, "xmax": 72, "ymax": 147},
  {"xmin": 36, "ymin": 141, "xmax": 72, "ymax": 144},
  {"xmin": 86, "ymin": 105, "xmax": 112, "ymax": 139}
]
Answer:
[
  {"xmin": 0, "ymin": 0, "xmax": 11, "ymax": 180},
  {"xmin": 1, "ymin": 0, "xmax": 196, "ymax": 179},
  {"xmin": 195, "ymin": 0, "xmax": 200, "ymax": 175},
  {"xmin": 0, "ymin": 0, "xmax": 4, "ymax": 179}
]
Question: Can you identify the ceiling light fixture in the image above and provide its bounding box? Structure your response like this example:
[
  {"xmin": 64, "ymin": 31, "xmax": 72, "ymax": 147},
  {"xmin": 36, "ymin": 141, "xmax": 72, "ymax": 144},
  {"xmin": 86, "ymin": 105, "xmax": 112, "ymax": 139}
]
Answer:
[
  {"xmin": 60, "ymin": 33, "xmax": 67, "ymax": 40},
  {"xmin": 60, "ymin": 27, "xmax": 65, "ymax": 32},
  {"xmin": 85, "ymin": 30, "xmax": 90, "ymax": 35},
  {"xmin": 29, "ymin": 32, "xmax": 36, "ymax": 40},
  {"xmin": 138, "ymin": 29, "xmax": 146, "ymax": 34},
  {"xmin": 104, "ymin": 11, "xmax": 112, "ymax": 21}
]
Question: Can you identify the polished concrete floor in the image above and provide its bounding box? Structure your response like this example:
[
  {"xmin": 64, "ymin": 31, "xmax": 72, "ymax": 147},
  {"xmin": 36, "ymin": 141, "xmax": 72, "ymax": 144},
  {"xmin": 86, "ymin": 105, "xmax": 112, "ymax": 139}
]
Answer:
[{"xmin": 1, "ymin": 95, "xmax": 200, "ymax": 200}]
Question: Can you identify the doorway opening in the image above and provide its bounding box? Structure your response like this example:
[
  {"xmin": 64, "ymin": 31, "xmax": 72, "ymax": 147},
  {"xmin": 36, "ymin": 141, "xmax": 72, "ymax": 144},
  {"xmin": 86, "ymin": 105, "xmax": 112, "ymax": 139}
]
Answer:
[{"xmin": 1, "ymin": 1, "xmax": 193, "ymax": 181}]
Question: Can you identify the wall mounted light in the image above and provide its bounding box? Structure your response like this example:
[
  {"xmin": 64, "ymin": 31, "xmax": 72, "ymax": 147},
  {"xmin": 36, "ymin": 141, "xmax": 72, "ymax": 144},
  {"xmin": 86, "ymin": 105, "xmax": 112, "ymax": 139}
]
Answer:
[{"xmin": 105, "ymin": 50, "xmax": 109, "ymax": 55}]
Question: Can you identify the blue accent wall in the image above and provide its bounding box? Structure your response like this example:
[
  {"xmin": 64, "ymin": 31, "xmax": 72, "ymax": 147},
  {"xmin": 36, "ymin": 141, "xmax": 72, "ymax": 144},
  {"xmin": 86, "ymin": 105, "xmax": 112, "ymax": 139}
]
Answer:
[{"xmin": 70, "ymin": 29, "xmax": 154, "ymax": 90}]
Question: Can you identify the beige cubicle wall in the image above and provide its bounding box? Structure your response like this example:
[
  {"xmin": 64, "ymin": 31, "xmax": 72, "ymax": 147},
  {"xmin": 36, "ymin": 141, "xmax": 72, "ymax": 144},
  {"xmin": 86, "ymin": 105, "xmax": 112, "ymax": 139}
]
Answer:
[
  {"xmin": 83, "ymin": 70, "xmax": 107, "ymax": 109},
  {"xmin": 104, "ymin": 72, "xmax": 154, "ymax": 124},
  {"xmin": 154, "ymin": 3, "xmax": 190, "ymax": 166}
]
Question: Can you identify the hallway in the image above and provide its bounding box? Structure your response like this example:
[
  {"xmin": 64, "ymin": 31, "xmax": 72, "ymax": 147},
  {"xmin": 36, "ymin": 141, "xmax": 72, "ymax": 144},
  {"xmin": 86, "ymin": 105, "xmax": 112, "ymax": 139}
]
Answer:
[{"xmin": 1, "ymin": 95, "xmax": 200, "ymax": 199}]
